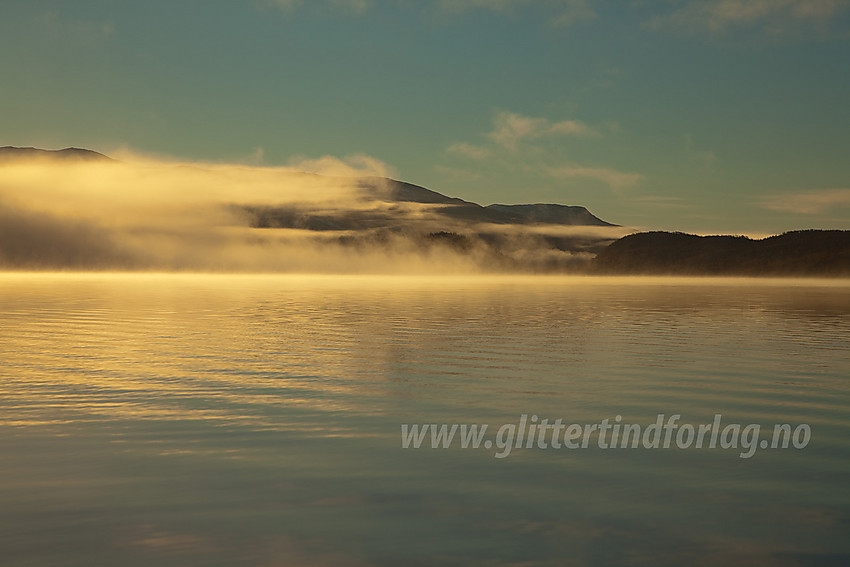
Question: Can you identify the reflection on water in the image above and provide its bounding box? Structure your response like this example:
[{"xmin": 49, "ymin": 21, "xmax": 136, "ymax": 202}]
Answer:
[{"xmin": 0, "ymin": 274, "xmax": 848, "ymax": 566}]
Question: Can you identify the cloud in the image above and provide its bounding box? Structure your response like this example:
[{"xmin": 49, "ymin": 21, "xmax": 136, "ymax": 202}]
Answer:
[
  {"xmin": 440, "ymin": 109, "xmax": 640, "ymax": 195},
  {"xmin": 267, "ymin": 0, "xmax": 373, "ymax": 15},
  {"xmin": 444, "ymin": 110, "xmax": 600, "ymax": 158},
  {"xmin": 266, "ymin": 0, "xmax": 595, "ymax": 25},
  {"xmin": 435, "ymin": 0, "xmax": 596, "ymax": 26},
  {"xmin": 241, "ymin": 146, "xmax": 266, "ymax": 165},
  {"xmin": 328, "ymin": 0, "xmax": 373, "ymax": 15},
  {"xmin": 488, "ymin": 111, "xmax": 597, "ymax": 150},
  {"xmin": 550, "ymin": 0, "xmax": 597, "ymax": 27},
  {"xmin": 760, "ymin": 188, "xmax": 850, "ymax": 214},
  {"xmin": 436, "ymin": 0, "xmax": 517, "ymax": 10},
  {"xmin": 286, "ymin": 153, "xmax": 395, "ymax": 178},
  {"xmin": 546, "ymin": 165, "xmax": 642, "ymax": 190},
  {"xmin": 268, "ymin": 0, "xmax": 303, "ymax": 11},
  {"xmin": 446, "ymin": 142, "xmax": 491, "ymax": 160},
  {"xmin": 648, "ymin": 0, "xmax": 850, "ymax": 37}
]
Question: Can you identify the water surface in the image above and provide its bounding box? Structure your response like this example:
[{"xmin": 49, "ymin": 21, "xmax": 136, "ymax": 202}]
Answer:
[{"xmin": 0, "ymin": 274, "xmax": 848, "ymax": 566}]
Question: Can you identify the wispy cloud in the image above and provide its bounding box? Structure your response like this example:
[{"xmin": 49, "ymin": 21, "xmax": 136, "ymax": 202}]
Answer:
[
  {"xmin": 267, "ymin": 0, "xmax": 373, "ymax": 15},
  {"xmin": 268, "ymin": 0, "xmax": 303, "ymax": 12},
  {"xmin": 441, "ymin": 109, "xmax": 638, "ymax": 192},
  {"xmin": 446, "ymin": 142, "xmax": 491, "ymax": 160},
  {"xmin": 445, "ymin": 110, "xmax": 600, "ymax": 157},
  {"xmin": 545, "ymin": 166, "xmax": 642, "ymax": 190},
  {"xmin": 488, "ymin": 111, "xmax": 597, "ymax": 150},
  {"xmin": 648, "ymin": 0, "xmax": 850, "ymax": 37},
  {"xmin": 760, "ymin": 188, "xmax": 850, "ymax": 214},
  {"xmin": 436, "ymin": 0, "xmax": 516, "ymax": 10},
  {"xmin": 436, "ymin": 0, "xmax": 596, "ymax": 26},
  {"xmin": 286, "ymin": 153, "xmax": 395, "ymax": 178},
  {"xmin": 328, "ymin": 0, "xmax": 373, "ymax": 15},
  {"xmin": 268, "ymin": 0, "xmax": 596, "ymax": 25},
  {"xmin": 550, "ymin": 0, "xmax": 597, "ymax": 27}
]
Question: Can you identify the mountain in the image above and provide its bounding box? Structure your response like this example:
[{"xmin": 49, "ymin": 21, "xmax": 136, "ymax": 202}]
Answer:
[
  {"xmin": 0, "ymin": 146, "xmax": 113, "ymax": 162},
  {"xmin": 242, "ymin": 176, "xmax": 622, "ymax": 267},
  {"xmin": 354, "ymin": 178, "xmax": 615, "ymax": 227},
  {"xmin": 248, "ymin": 176, "xmax": 618, "ymax": 232},
  {"xmin": 358, "ymin": 177, "xmax": 471, "ymax": 206},
  {"xmin": 591, "ymin": 230, "xmax": 850, "ymax": 276},
  {"xmin": 484, "ymin": 204, "xmax": 614, "ymax": 226},
  {"xmin": 0, "ymin": 146, "xmax": 624, "ymax": 272}
]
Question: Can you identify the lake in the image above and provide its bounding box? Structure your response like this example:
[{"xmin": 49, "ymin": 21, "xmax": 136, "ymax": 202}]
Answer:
[{"xmin": 0, "ymin": 273, "xmax": 848, "ymax": 566}]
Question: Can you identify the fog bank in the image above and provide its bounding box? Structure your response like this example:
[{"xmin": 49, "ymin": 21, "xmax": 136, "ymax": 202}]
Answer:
[{"xmin": 0, "ymin": 153, "xmax": 627, "ymax": 273}]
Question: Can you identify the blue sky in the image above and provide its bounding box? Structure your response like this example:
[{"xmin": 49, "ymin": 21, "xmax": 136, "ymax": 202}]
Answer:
[{"xmin": 2, "ymin": 0, "xmax": 849, "ymax": 233}]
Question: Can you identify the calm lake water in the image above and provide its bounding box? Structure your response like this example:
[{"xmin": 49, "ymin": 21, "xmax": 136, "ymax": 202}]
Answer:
[{"xmin": 0, "ymin": 273, "xmax": 848, "ymax": 566}]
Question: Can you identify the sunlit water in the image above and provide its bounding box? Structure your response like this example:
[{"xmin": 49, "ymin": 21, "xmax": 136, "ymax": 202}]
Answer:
[{"xmin": 0, "ymin": 273, "xmax": 848, "ymax": 566}]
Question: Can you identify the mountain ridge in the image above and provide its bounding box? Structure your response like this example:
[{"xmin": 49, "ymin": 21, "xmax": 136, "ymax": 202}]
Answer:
[
  {"xmin": 0, "ymin": 146, "xmax": 113, "ymax": 162},
  {"xmin": 591, "ymin": 230, "xmax": 850, "ymax": 276}
]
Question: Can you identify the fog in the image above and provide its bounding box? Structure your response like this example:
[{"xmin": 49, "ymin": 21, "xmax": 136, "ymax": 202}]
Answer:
[{"xmin": 0, "ymin": 153, "xmax": 626, "ymax": 273}]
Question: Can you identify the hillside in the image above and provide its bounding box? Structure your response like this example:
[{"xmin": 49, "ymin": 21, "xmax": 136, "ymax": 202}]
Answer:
[{"xmin": 592, "ymin": 230, "xmax": 850, "ymax": 276}]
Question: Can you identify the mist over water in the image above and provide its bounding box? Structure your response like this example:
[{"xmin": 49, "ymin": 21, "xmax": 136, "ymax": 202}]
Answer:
[
  {"xmin": 0, "ymin": 274, "xmax": 848, "ymax": 566},
  {"xmin": 0, "ymin": 155, "xmax": 627, "ymax": 273}
]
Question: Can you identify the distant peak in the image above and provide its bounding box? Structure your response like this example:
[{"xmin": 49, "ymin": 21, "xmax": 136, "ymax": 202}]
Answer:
[
  {"xmin": 484, "ymin": 203, "xmax": 616, "ymax": 227},
  {"xmin": 0, "ymin": 146, "xmax": 113, "ymax": 162}
]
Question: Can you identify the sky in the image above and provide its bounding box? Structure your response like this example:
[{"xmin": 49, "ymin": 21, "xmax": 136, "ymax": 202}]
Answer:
[{"xmin": 2, "ymin": 0, "xmax": 849, "ymax": 234}]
